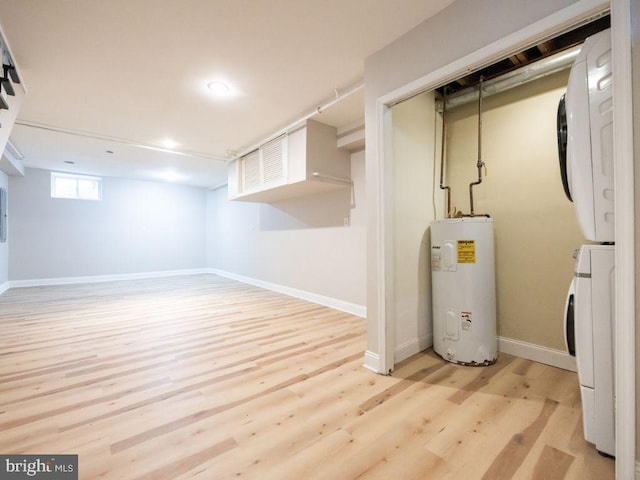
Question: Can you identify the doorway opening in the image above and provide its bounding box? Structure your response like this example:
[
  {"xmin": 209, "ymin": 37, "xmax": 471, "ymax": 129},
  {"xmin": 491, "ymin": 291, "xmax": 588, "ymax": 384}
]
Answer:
[{"xmin": 387, "ymin": 13, "xmax": 610, "ymax": 368}]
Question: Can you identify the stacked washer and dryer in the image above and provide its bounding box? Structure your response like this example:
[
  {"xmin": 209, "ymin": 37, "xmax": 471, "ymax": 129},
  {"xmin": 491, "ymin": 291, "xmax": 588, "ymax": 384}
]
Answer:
[{"xmin": 558, "ymin": 28, "xmax": 615, "ymax": 457}]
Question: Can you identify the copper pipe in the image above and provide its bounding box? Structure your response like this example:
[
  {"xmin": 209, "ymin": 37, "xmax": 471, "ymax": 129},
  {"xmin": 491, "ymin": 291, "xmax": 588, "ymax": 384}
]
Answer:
[
  {"xmin": 469, "ymin": 77, "xmax": 485, "ymax": 216},
  {"xmin": 439, "ymin": 87, "xmax": 451, "ymax": 217}
]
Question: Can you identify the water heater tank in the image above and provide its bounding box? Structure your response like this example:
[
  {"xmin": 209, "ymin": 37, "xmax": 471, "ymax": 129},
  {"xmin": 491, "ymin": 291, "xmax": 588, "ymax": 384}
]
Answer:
[{"xmin": 431, "ymin": 217, "xmax": 497, "ymax": 365}]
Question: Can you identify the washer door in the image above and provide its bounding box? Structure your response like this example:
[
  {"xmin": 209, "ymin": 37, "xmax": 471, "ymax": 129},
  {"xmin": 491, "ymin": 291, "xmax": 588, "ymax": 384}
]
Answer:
[{"xmin": 564, "ymin": 277, "xmax": 576, "ymax": 356}]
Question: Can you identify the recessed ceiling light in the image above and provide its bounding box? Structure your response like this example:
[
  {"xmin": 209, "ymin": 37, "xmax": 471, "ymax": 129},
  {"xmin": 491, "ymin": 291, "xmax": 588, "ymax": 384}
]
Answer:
[
  {"xmin": 207, "ymin": 81, "xmax": 230, "ymax": 95},
  {"xmin": 160, "ymin": 170, "xmax": 181, "ymax": 182},
  {"xmin": 161, "ymin": 138, "xmax": 179, "ymax": 149}
]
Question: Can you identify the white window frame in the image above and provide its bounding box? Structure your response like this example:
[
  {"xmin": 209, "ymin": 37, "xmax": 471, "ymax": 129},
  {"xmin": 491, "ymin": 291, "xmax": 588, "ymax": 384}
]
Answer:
[{"xmin": 51, "ymin": 172, "xmax": 102, "ymax": 201}]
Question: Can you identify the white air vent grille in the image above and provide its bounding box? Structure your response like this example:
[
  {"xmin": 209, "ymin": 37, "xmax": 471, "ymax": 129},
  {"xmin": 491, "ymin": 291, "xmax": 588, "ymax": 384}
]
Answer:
[
  {"xmin": 241, "ymin": 150, "xmax": 261, "ymax": 192},
  {"xmin": 262, "ymin": 135, "xmax": 285, "ymax": 185},
  {"xmin": 239, "ymin": 134, "xmax": 287, "ymax": 194}
]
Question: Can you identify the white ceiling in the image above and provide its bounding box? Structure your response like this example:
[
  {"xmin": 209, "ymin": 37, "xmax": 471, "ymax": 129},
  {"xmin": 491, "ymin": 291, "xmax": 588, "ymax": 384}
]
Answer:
[{"xmin": 0, "ymin": 0, "xmax": 454, "ymax": 187}]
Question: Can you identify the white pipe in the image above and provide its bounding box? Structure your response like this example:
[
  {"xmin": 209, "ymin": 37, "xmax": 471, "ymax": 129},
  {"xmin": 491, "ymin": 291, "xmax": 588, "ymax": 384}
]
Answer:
[
  {"xmin": 437, "ymin": 45, "xmax": 581, "ymax": 111},
  {"xmin": 15, "ymin": 120, "xmax": 227, "ymax": 162},
  {"xmin": 232, "ymin": 82, "xmax": 365, "ymax": 161}
]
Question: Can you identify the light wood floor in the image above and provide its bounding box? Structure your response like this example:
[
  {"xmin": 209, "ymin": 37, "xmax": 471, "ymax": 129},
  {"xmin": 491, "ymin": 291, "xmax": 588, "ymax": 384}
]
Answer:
[{"xmin": 0, "ymin": 274, "xmax": 613, "ymax": 479}]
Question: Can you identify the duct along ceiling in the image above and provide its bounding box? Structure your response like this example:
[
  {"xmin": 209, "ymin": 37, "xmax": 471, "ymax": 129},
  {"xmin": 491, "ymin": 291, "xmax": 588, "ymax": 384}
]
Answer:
[{"xmin": 436, "ymin": 13, "xmax": 610, "ymax": 99}]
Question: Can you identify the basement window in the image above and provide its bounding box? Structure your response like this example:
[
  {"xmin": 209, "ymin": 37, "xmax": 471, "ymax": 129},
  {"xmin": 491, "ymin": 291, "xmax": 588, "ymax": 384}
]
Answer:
[{"xmin": 51, "ymin": 172, "xmax": 102, "ymax": 200}]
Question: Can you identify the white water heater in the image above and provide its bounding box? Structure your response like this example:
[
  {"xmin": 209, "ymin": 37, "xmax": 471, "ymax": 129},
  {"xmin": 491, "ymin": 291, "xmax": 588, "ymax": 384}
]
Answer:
[{"xmin": 431, "ymin": 217, "xmax": 497, "ymax": 365}]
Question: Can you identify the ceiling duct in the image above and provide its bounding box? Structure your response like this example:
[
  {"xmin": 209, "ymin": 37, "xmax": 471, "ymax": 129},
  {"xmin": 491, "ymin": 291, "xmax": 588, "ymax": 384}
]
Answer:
[{"xmin": 436, "ymin": 44, "xmax": 581, "ymax": 111}]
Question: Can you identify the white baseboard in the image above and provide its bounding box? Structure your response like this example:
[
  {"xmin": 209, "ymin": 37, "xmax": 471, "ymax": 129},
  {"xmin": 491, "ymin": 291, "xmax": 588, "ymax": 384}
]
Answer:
[
  {"xmin": 363, "ymin": 350, "xmax": 381, "ymax": 373},
  {"xmin": 0, "ymin": 281, "xmax": 8, "ymax": 296},
  {"xmin": 394, "ymin": 334, "xmax": 433, "ymax": 364},
  {"xmin": 498, "ymin": 336, "xmax": 577, "ymax": 372},
  {"xmin": 367, "ymin": 335, "xmax": 575, "ymax": 375},
  {"xmin": 8, "ymin": 268, "xmax": 209, "ymax": 289},
  {"xmin": 209, "ymin": 268, "xmax": 367, "ymax": 318}
]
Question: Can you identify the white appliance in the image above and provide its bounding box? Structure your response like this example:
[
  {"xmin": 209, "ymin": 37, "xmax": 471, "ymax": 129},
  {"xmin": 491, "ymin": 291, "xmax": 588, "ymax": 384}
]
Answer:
[
  {"xmin": 559, "ymin": 27, "xmax": 616, "ymax": 457},
  {"xmin": 431, "ymin": 217, "xmax": 497, "ymax": 365},
  {"xmin": 558, "ymin": 28, "xmax": 614, "ymax": 243},
  {"xmin": 565, "ymin": 245, "xmax": 615, "ymax": 456}
]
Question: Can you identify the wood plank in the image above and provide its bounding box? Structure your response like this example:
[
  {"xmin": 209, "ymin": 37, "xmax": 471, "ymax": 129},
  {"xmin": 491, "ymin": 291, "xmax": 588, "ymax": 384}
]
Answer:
[
  {"xmin": 0, "ymin": 275, "xmax": 614, "ymax": 479},
  {"xmin": 481, "ymin": 398, "xmax": 559, "ymax": 479},
  {"xmin": 531, "ymin": 445, "xmax": 575, "ymax": 479}
]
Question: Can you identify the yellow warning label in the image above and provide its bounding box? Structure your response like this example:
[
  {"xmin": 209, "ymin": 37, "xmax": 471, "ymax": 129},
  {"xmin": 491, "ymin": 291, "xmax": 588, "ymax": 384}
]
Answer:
[{"xmin": 457, "ymin": 240, "xmax": 476, "ymax": 263}]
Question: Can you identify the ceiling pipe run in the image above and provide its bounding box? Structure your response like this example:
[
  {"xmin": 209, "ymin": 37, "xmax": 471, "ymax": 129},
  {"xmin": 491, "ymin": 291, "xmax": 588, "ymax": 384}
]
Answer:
[
  {"xmin": 232, "ymin": 82, "xmax": 365, "ymax": 161},
  {"xmin": 436, "ymin": 44, "xmax": 581, "ymax": 112},
  {"xmin": 15, "ymin": 121, "xmax": 228, "ymax": 162}
]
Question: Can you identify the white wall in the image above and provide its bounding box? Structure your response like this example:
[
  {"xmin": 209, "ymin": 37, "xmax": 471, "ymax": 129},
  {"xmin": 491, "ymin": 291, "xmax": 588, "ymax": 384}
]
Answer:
[
  {"xmin": 207, "ymin": 150, "xmax": 366, "ymax": 313},
  {"xmin": 391, "ymin": 92, "xmax": 440, "ymax": 361},
  {"xmin": 9, "ymin": 167, "xmax": 206, "ymax": 281},
  {"xmin": 0, "ymin": 171, "xmax": 8, "ymax": 290},
  {"xmin": 363, "ymin": 0, "xmax": 596, "ymax": 372},
  {"xmin": 446, "ymin": 71, "xmax": 584, "ymax": 351}
]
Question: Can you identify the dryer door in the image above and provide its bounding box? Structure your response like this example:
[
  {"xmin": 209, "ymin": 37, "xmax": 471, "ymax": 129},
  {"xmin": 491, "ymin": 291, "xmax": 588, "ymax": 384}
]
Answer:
[{"xmin": 557, "ymin": 94, "xmax": 572, "ymax": 202}]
